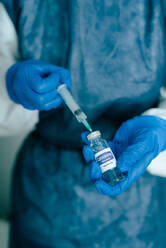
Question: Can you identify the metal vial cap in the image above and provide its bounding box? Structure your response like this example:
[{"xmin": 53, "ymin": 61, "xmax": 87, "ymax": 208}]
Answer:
[{"xmin": 87, "ymin": 131, "xmax": 101, "ymax": 141}]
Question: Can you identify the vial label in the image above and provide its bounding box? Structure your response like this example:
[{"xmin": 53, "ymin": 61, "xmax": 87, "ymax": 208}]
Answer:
[{"xmin": 95, "ymin": 148, "xmax": 116, "ymax": 173}]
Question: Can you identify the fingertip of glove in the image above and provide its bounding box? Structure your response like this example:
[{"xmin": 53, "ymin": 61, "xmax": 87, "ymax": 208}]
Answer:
[
  {"xmin": 43, "ymin": 95, "xmax": 63, "ymax": 110},
  {"xmin": 81, "ymin": 131, "xmax": 90, "ymax": 144},
  {"xmin": 90, "ymin": 161, "xmax": 102, "ymax": 181},
  {"xmin": 116, "ymin": 159, "xmax": 129, "ymax": 174},
  {"xmin": 95, "ymin": 180, "xmax": 110, "ymax": 195},
  {"xmin": 95, "ymin": 178, "xmax": 126, "ymax": 196},
  {"xmin": 82, "ymin": 145, "xmax": 94, "ymax": 163}
]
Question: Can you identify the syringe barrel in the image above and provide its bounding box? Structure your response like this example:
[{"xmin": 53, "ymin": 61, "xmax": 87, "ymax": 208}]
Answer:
[{"xmin": 57, "ymin": 84, "xmax": 87, "ymax": 122}]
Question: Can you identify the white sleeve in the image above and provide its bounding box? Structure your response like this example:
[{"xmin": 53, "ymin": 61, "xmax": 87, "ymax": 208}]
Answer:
[
  {"xmin": 143, "ymin": 86, "xmax": 166, "ymax": 177},
  {"xmin": 0, "ymin": 3, "xmax": 39, "ymax": 136}
]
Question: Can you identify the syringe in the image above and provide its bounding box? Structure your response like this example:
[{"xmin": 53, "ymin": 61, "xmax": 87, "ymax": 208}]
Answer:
[{"xmin": 57, "ymin": 84, "xmax": 92, "ymax": 132}]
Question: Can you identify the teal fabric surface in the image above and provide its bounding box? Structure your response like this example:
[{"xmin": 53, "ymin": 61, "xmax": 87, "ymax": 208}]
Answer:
[{"xmin": 2, "ymin": 1, "xmax": 166, "ymax": 247}]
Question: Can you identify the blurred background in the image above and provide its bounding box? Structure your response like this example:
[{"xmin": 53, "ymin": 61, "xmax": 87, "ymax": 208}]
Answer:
[
  {"xmin": 0, "ymin": 134, "xmax": 29, "ymax": 247},
  {"xmin": 0, "ymin": 3, "xmax": 35, "ymax": 247}
]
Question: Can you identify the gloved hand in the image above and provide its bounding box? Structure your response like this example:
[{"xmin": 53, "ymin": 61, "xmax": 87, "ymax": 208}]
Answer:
[
  {"xmin": 82, "ymin": 116, "xmax": 166, "ymax": 196},
  {"xmin": 6, "ymin": 59, "xmax": 71, "ymax": 110}
]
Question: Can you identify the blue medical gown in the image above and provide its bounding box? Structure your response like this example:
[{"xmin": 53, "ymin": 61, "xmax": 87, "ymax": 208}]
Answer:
[{"xmin": 2, "ymin": 0, "xmax": 166, "ymax": 247}]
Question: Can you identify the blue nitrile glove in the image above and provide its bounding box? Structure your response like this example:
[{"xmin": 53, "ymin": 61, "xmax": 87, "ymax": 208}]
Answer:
[
  {"xmin": 6, "ymin": 60, "xmax": 71, "ymax": 110},
  {"xmin": 82, "ymin": 116, "xmax": 166, "ymax": 196}
]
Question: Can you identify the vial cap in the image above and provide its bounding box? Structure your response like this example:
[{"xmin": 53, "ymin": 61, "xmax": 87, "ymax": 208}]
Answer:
[{"xmin": 87, "ymin": 131, "xmax": 101, "ymax": 141}]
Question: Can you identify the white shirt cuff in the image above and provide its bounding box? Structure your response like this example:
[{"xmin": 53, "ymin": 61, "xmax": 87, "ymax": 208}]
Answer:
[{"xmin": 0, "ymin": 3, "xmax": 39, "ymax": 136}]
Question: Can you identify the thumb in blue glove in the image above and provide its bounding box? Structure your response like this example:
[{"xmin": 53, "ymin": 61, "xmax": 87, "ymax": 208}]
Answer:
[
  {"xmin": 82, "ymin": 116, "xmax": 166, "ymax": 196},
  {"xmin": 6, "ymin": 59, "xmax": 71, "ymax": 110}
]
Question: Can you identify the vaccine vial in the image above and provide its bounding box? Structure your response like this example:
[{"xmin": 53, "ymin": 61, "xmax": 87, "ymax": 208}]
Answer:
[{"xmin": 87, "ymin": 131, "xmax": 124, "ymax": 186}]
